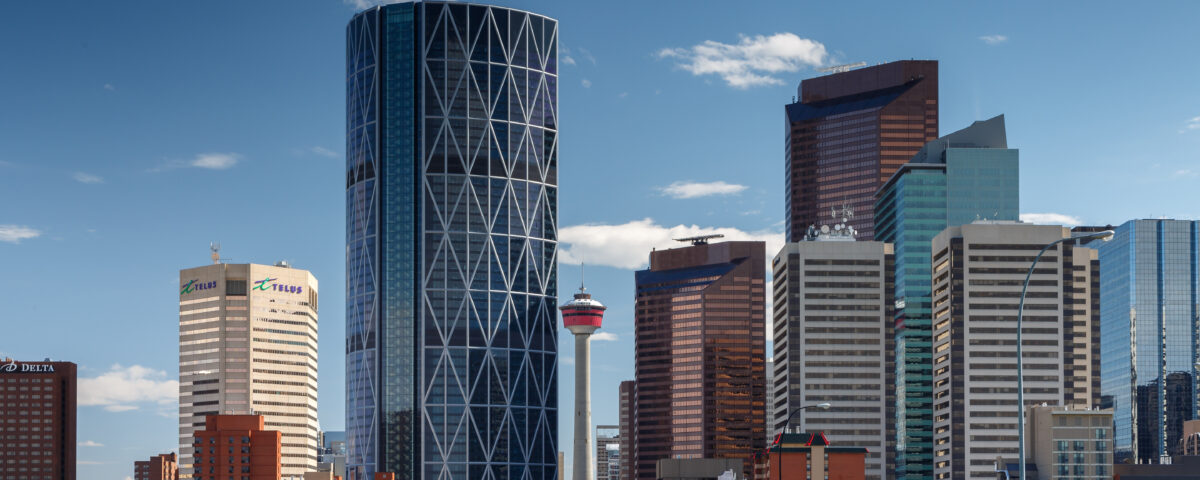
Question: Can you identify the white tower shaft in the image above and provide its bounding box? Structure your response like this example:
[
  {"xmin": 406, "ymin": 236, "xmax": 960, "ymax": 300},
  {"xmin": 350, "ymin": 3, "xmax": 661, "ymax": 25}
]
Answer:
[{"xmin": 573, "ymin": 332, "xmax": 594, "ymax": 480}]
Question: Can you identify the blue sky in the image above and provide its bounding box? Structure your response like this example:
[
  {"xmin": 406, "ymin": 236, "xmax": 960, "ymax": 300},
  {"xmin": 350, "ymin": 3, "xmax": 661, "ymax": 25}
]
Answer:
[{"xmin": 1, "ymin": 1, "xmax": 1199, "ymax": 478}]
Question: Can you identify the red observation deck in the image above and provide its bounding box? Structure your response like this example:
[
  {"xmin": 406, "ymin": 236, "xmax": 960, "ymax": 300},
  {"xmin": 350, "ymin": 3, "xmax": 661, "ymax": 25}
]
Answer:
[{"xmin": 559, "ymin": 289, "xmax": 606, "ymax": 336}]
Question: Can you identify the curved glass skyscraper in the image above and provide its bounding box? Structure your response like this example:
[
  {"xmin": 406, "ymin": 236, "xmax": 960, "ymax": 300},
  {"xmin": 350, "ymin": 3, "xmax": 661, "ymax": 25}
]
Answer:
[{"xmin": 346, "ymin": 3, "xmax": 559, "ymax": 479}]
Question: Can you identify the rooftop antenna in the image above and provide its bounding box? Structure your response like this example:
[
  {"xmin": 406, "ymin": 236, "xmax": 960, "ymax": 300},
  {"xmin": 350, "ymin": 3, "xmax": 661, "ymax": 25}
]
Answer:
[
  {"xmin": 579, "ymin": 263, "xmax": 587, "ymax": 292},
  {"xmin": 210, "ymin": 242, "xmax": 221, "ymax": 265},
  {"xmin": 673, "ymin": 234, "xmax": 724, "ymax": 246}
]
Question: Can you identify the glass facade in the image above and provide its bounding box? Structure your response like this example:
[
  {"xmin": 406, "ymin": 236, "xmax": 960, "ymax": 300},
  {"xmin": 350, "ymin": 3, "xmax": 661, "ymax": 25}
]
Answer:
[
  {"xmin": 346, "ymin": 3, "xmax": 559, "ymax": 479},
  {"xmin": 873, "ymin": 116, "xmax": 1017, "ymax": 480},
  {"xmin": 1099, "ymin": 219, "xmax": 1200, "ymax": 464}
]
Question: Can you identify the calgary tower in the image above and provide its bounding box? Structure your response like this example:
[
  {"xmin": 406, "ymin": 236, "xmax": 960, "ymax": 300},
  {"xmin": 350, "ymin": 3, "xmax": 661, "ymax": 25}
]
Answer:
[{"xmin": 560, "ymin": 283, "xmax": 607, "ymax": 480}]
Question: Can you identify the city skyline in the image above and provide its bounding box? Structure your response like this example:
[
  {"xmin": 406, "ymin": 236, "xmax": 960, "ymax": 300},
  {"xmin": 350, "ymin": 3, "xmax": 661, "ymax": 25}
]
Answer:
[{"xmin": 2, "ymin": 1, "xmax": 1200, "ymax": 479}]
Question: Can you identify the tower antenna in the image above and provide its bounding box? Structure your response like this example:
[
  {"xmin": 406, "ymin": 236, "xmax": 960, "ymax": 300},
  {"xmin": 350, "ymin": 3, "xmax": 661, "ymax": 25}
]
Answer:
[
  {"xmin": 580, "ymin": 263, "xmax": 586, "ymax": 292},
  {"xmin": 210, "ymin": 242, "xmax": 221, "ymax": 265}
]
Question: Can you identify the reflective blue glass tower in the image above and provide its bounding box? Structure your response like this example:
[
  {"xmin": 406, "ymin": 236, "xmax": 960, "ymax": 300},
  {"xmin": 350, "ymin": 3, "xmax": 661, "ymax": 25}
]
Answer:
[
  {"xmin": 1099, "ymin": 219, "xmax": 1200, "ymax": 465},
  {"xmin": 874, "ymin": 115, "xmax": 1018, "ymax": 479},
  {"xmin": 346, "ymin": 3, "xmax": 559, "ymax": 479}
]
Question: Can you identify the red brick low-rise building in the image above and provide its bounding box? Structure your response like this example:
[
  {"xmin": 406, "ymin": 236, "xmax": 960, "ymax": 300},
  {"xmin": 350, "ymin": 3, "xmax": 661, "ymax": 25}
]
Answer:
[
  {"xmin": 190, "ymin": 414, "xmax": 281, "ymax": 480},
  {"xmin": 766, "ymin": 432, "xmax": 866, "ymax": 480},
  {"xmin": 0, "ymin": 358, "xmax": 76, "ymax": 480}
]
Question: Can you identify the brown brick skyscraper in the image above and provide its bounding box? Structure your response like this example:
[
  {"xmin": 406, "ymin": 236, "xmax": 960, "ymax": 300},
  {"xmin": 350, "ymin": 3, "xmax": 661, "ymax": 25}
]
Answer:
[
  {"xmin": 785, "ymin": 60, "xmax": 938, "ymax": 241},
  {"xmin": 632, "ymin": 241, "xmax": 766, "ymax": 480},
  {"xmin": 189, "ymin": 414, "xmax": 281, "ymax": 480},
  {"xmin": 0, "ymin": 358, "xmax": 76, "ymax": 480}
]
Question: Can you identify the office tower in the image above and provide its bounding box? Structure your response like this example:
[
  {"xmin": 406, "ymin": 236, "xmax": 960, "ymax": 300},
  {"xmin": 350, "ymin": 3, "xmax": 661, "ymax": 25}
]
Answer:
[
  {"xmin": 596, "ymin": 425, "xmax": 620, "ymax": 480},
  {"xmin": 873, "ymin": 115, "xmax": 1018, "ymax": 478},
  {"xmin": 619, "ymin": 380, "xmax": 634, "ymax": 480},
  {"xmin": 178, "ymin": 261, "xmax": 319, "ymax": 479},
  {"xmin": 929, "ymin": 223, "xmax": 1098, "ymax": 479},
  {"xmin": 135, "ymin": 453, "xmax": 179, "ymax": 480},
  {"xmin": 190, "ymin": 414, "xmax": 282, "ymax": 480},
  {"xmin": 633, "ymin": 240, "xmax": 766, "ymax": 480},
  {"xmin": 345, "ymin": 3, "xmax": 560, "ymax": 479},
  {"xmin": 1097, "ymin": 219, "xmax": 1200, "ymax": 464},
  {"xmin": 1023, "ymin": 406, "xmax": 1113, "ymax": 479},
  {"xmin": 770, "ymin": 216, "xmax": 894, "ymax": 480},
  {"xmin": 0, "ymin": 358, "xmax": 76, "ymax": 480},
  {"xmin": 785, "ymin": 60, "xmax": 938, "ymax": 242},
  {"xmin": 561, "ymin": 288, "xmax": 607, "ymax": 480}
]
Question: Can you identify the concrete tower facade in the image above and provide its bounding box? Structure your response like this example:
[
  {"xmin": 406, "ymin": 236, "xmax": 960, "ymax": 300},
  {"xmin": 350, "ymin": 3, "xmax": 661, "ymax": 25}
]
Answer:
[
  {"xmin": 178, "ymin": 262, "xmax": 318, "ymax": 479},
  {"xmin": 561, "ymin": 288, "xmax": 607, "ymax": 480}
]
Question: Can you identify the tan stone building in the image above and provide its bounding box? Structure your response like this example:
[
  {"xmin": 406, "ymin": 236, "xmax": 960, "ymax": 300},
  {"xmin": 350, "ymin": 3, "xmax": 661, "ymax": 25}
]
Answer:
[
  {"xmin": 179, "ymin": 261, "xmax": 319, "ymax": 479},
  {"xmin": 1026, "ymin": 405, "xmax": 1113, "ymax": 479}
]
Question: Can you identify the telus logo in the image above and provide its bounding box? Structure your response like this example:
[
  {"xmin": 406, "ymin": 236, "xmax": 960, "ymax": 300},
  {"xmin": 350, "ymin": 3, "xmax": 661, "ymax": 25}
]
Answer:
[
  {"xmin": 253, "ymin": 276, "xmax": 303, "ymax": 294},
  {"xmin": 181, "ymin": 279, "xmax": 217, "ymax": 295}
]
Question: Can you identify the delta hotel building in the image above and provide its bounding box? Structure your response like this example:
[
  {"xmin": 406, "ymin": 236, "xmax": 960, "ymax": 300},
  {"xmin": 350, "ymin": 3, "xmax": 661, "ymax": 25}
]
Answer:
[{"xmin": 178, "ymin": 261, "xmax": 319, "ymax": 479}]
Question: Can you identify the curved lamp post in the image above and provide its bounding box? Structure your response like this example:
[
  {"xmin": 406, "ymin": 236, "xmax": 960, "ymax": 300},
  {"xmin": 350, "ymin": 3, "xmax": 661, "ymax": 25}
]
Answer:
[
  {"xmin": 1017, "ymin": 229, "xmax": 1113, "ymax": 480},
  {"xmin": 774, "ymin": 402, "xmax": 831, "ymax": 480}
]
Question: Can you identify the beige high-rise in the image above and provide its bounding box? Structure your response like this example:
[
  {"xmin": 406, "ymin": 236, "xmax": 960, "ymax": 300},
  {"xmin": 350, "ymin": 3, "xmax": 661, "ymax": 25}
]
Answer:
[
  {"xmin": 929, "ymin": 222, "xmax": 1098, "ymax": 480},
  {"xmin": 179, "ymin": 262, "xmax": 318, "ymax": 479}
]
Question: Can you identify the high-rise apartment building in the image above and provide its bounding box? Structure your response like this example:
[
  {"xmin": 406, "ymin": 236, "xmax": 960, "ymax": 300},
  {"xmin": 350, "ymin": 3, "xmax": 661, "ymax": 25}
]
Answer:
[
  {"xmin": 929, "ymin": 223, "xmax": 1098, "ymax": 479},
  {"xmin": 770, "ymin": 224, "xmax": 894, "ymax": 480},
  {"xmin": 135, "ymin": 453, "xmax": 179, "ymax": 480},
  {"xmin": 633, "ymin": 241, "xmax": 766, "ymax": 480},
  {"xmin": 189, "ymin": 414, "xmax": 282, "ymax": 480},
  {"xmin": 0, "ymin": 358, "xmax": 76, "ymax": 480},
  {"xmin": 345, "ymin": 3, "xmax": 560, "ymax": 479},
  {"xmin": 1097, "ymin": 219, "xmax": 1200, "ymax": 464},
  {"xmin": 785, "ymin": 60, "xmax": 938, "ymax": 242},
  {"xmin": 597, "ymin": 425, "xmax": 621, "ymax": 480},
  {"xmin": 619, "ymin": 380, "xmax": 634, "ymax": 480},
  {"xmin": 873, "ymin": 115, "xmax": 1018, "ymax": 478},
  {"xmin": 178, "ymin": 262, "xmax": 319, "ymax": 479}
]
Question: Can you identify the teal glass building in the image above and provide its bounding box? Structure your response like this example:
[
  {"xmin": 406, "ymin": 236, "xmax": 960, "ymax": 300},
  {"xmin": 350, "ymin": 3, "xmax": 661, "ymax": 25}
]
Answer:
[
  {"xmin": 874, "ymin": 115, "xmax": 1018, "ymax": 479},
  {"xmin": 1098, "ymin": 219, "xmax": 1200, "ymax": 465},
  {"xmin": 346, "ymin": 3, "xmax": 560, "ymax": 479}
]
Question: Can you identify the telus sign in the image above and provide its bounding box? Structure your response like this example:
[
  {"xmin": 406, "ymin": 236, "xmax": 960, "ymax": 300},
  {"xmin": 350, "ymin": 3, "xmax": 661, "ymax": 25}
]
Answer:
[
  {"xmin": 180, "ymin": 279, "xmax": 217, "ymax": 295},
  {"xmin": 253, "ymin": 276, "xmax": 303, "ymax": 294}
]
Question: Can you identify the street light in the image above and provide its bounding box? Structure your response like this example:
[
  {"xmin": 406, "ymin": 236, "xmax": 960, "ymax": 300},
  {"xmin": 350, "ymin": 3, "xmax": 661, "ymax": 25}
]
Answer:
[
  {"xmin": 773, "ymin": 402, "xmax": 832, "ymax": 480},
  {"xmin": 1017, "ymin": 229, "xmax": 1113, "ymax": 480}
]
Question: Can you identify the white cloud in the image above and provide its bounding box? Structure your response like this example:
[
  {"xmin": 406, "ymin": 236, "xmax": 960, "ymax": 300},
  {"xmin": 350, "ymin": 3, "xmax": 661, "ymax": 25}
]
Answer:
[
  {"xmin": 1174, "ymin": 169, "xmax": 1198, "ymax": 178},
  {"xmin": 561, "ymin": 356, "xmax": 575, "ymax": 366},
  {"xmin": 79, "ymin": 440, "xmax": 104, "ymax": 447},
  {"xmin": 191, "ymin": 153, "xmax": 239, "ymax": 170},
  {"xmin": 563, "ymin": 56, "xmax": 576, "ymax": 66},
  {"xmin": 0, "ymin": 225, "xmax": 41, "ymax": 244},
  {"xmin": 979, "ymin": 35, "xmax": 1008, "ymax": 45},
  {"xmin": 559, "ymin": 218, "xmax": 784, "ymax": 270},
  {"xmin": 592, "ymin": 332, "xmax": 618, "ymax": 342},
  {"xmin": 657, "ymin": 33, "xmax": 827, "ymax": 88},
  {"xmin": 103, "ymin": 84, "xmax": 116, "ymax": 91},
  {"xmin": 1020, "ymin": 213, "xmax": 1083, "ymax": 226},
  {"xmin": 581, "ymin": 79, "xmax": 592, "ymax": 88},
  {"xmin": 310, "ymin": 146, "xmax": 340, "ymax": 159},
  {"xmin": 1185, "ymin": 116, "xmax": 1200, "ymax": 131},
  {"xmin": 73, "ymin": 172, "xmax": 104, "ymax": 184},
  {"xmin": 78, "ymin": 365, "xmax": 178, "ymax": 412},
  {"xmin": 660, "ymin": 180, "xmax": 748, "ymax": 199},
  {"xmin": 618, "ymin": 92, "xmax": 628, "ymax": 99}
]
